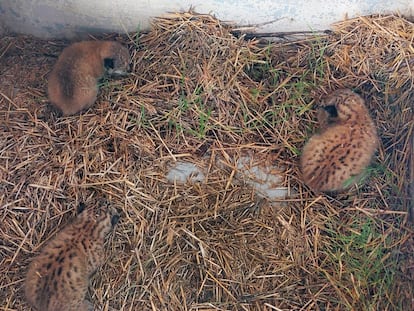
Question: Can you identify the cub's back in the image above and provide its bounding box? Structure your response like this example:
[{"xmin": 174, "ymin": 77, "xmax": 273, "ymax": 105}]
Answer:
[
  {"xmin": 301, "ymin": 122, "xmax": 376, "ymax": 192},
  {"xmin": 25, "ymin": 204, "xmax": 119, "ymax": 311},
  {"xmin": 47, "ymin": 41, "xmax": 105, "ymax": 102}
]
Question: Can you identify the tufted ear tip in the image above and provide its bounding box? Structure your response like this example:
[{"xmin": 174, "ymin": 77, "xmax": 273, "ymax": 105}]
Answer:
[
  {"xmin": 104, "ymin": 58, "xmax": 115, "ymax": 69},
  {"xmin": 323, "ymin": 105, "xmax": 338, "ymax": 118},
  {"xmin": 111, "ymin": 214, "xmax": 120, "ymax": 227},
  {"xmin": 77, "ymin": 202, "xmax": 86, "ymax": 214}
]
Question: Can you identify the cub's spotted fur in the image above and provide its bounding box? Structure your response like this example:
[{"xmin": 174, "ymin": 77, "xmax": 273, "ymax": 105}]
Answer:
[
  {"xmin": 25, "ymin": 203, "xmax": 119, "ymax": 311},
  {"xmin": 300, "ymin": 88, "xmax": 378, "ymax": 192},
  {"xmin": 48, "ymin": 40, "xmax": 130, "ymax": 116}
]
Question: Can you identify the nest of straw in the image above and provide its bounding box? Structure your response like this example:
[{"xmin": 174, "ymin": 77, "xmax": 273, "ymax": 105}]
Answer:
[{"xmin": 0, "ymin": 11, "xmax": 413, "ymax": 311}]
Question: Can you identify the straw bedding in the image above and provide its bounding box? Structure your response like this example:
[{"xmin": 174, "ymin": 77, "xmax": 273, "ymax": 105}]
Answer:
[{"xmin": 0, "ymin": 12, "xmax": 413, "ymax": 310}]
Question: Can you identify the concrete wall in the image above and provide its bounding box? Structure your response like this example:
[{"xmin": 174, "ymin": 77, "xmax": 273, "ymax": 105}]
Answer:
[{"xmin": 0, "ymin": 0, "xmax": 413, "ymax": 39}]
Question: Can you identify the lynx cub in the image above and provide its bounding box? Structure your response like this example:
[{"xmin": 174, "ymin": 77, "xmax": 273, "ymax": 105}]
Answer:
[
  {"xmin": 48, "ymin": 40, "xmax": 130, "ymax": 116},
  {"xmin": 25, "ymin": 203, "xmax": 119, "ymax": 311},
  {"xmin": 300, "ymin": 88, "xmax": 378, "ymax": 192}
]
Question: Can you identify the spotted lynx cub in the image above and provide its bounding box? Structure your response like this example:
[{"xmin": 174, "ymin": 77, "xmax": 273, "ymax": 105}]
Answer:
[
  {"xmin": 48, "ymin": 40, "xmax": 130, "ymax": 116},
  {"xmin": 25, "ymin": 203, "xmax": 119, "ymax": 311},
  {"xmin": 300, "ymin": 88, "xmax": 378, "ymax": 192}
]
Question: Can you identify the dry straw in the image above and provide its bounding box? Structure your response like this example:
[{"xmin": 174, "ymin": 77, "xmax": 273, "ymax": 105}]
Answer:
[{"xmin": 0, "ymin": 11, "xmax": 413, "ymax": 311}]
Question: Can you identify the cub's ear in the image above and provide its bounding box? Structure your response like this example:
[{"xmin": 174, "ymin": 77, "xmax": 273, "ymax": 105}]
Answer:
[
  {"xmin": 323, "ymin": 105, "xmax": 338, "ymax": 118},
  {"xmin": 111, "ymin": 214, "xmax": 120, "ymax": 227},
  {"xmin": 77, "ymin": 202, "xmax": 86, "ymax": 214},
  {"xmin": 104, "ymin": 58, "xmax": 115, "ymax": 69}
]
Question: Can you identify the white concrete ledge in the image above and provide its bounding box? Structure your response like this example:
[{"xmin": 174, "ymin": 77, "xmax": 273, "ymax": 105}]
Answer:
[{"xmin": 0, "ymin": 0, "xmax": 413, "ymax": 39}]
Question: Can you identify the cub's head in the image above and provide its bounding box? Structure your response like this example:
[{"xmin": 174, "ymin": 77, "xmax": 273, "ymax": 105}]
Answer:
[
  {"xmin": 77, "ymin": 202, "xmax": 120, "ymax": 239},
  {"xmin": 317, "ymin": 88, "xmax": 367, "ymax": 122},
  {"xmin": 103, "ymin": 42, "xmax": 131, "ymax": 76}
]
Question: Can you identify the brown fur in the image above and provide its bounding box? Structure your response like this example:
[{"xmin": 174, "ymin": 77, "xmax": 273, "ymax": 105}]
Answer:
[
  {"xmin": 25, "ymin": 203, "xmax": 119, "ymax": 311},
  {"xmin": 300, "ymin": 88, "xmax": 378, "ymax": 192},
  {"xmin": 48, "ymin": 40, "xmax": 130, "ymax": 116}
]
